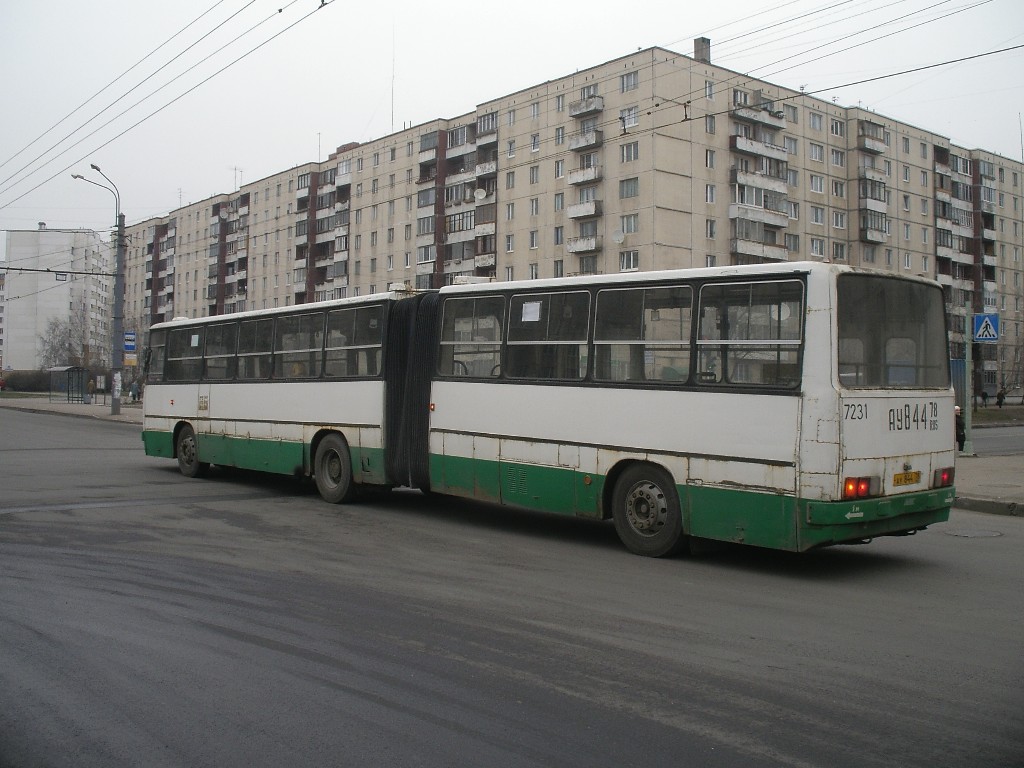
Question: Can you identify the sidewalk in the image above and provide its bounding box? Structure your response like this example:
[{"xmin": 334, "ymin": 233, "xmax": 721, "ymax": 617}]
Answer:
[{"xmin": 1, "ymin": 396, "xmax": 1021, "ymax": 517}]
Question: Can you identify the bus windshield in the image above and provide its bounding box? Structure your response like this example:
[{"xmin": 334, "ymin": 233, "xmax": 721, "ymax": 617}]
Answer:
[{"xmin": 837, "ymin": 274, "xmax": 949, "ymax": 389}]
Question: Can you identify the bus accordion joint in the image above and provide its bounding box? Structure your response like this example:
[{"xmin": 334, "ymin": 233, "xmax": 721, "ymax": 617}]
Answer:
[{"xmin": 843, "ymin": 476, "xmax": 880, "ymax": 500}]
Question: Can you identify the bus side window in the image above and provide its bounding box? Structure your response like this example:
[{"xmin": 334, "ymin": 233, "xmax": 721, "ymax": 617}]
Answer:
[{"xmin": 238, "ymin": 319, "xmax": 273, "ymax": 380}]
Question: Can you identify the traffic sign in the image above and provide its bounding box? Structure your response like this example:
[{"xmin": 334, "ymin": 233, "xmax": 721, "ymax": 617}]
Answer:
[
  {"xmin": 124, "ymin": 331, "xmax": 137, "ymax": 352},
  {"xmin": 972, "ymin": 314, "xmax": 999, "ymax": 343}
]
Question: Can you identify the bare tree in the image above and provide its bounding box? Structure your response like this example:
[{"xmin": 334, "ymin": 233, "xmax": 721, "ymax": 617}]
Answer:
[{"xmin": 37, "ymin": 317, "xmax": 83, "ymax": 370}]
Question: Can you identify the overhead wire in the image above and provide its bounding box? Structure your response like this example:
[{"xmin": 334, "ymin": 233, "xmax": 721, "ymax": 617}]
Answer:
[
  {"xmin": 0, "ymin": 0, "xmax": 234, "ymax": 176},
  {"xmin": 0, "ymin": 0, "xmax": 309, "ymax": 209}
]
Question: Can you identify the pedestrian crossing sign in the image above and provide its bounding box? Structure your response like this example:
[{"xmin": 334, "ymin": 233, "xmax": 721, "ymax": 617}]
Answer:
[{"xmin": 973, "ymin": 313, "xmax": 1000, "ymax": 342}]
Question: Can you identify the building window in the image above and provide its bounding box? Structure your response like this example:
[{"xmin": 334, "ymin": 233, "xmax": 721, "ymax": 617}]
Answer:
[
  {"xmin": 833, "ymin": 242, "xmax": 846, "ymax": 261},
  {"xmin": 620, "ymin": 177, "xmax": 639, "ymax": 198},
  {"xmin": 831, "ymin": 149, "xmax": 845, "ymax": 167},
  {"xmin": 705, "ymin": 184, "xmax": 715, "ymax": 203},
  {"xmin": 832, "ymin": 180, "xmax": 845, "ymax": 198},
  {"xmin": 507, "ymin": 140, "xmax": 515, "ymax": 157},
  {"xmin": 785, "ymin": 233, "xmax": 800, "ymax": 252},
  {"xmin": 833, "ymin": 211, "xmax": 846, "ymax": 229},
  {"xmin": 555, "ymin": 127, "xmax": 565, "ymax": 145},
  {"xmin": 505, "ymin": 235, "xmax": 514, "ymax": 253},
  {"xmin": 553, "ymin": 259, "xmax": 564, "ymax": 277},
  {"xmin": 529, "ymin": 231, "xmax": 539, "ymax": 249},
  {"xmin": 621, "ymin": 141, "xmax": 639, "ymax": 162},
  {"xmin": 530, "ymin": 165, "xmax": 540, "ymax": 184},
  {"xmin": 621, "ymin": 71, "xmax": 638, "ymax": 92},
  {"xmin": 831, "ymin": 119, "xmax": 845, "ymax": 137},
  {"xmin": 620, "ymin": 106, "xmax": 639, "ymax": 129},
  {"xmin": 530, "ymin": 198, "xmax": 539, "ymax": 216},
  {"xmin": 555, "ymin": 95, "xmax": 565, "ymax": 112},
  {"xmin": 705, "ymin": 80, "xmax": 714, "ymax": 99},
  {"xmin": 810, "ymin": 174, "xmax": 824, "ymax": 193},
  {"xmin": 811, "ymin": 237, "xmax": 824, "ymax": 257},
  {"xmin": 555, "ymin": 159, "xmax": 565, "ymax": 178},
  {"xmin": 554, "ymin": 192, "xmax": 564, "ymax": 211},
  {"xmin": 621, "ymin": 214, "xmax": 639, "ymax": 234},
  {"xmin": 809, "ymin": 112, "xmax": 823, "ymax": 131},
  {"xmin": 506, "ymin": 171, "xmax": 515, "ymax": 189},
  {"xmin": 705, "ymin": 115, "xmax": 716, "ymax": 134},
  {"xmin": 784, "ymin": 136, "xmax": 798, "ymax": 155},
  {"xmin": 706, "ymin": 219, "xmax": 716, "ymax": 238},
  {"xmin": 531, "ymin": 134, "xmax": 540, "ymax": 152},
  {"xmin": 554, "ymin": 226, "xmax": 563, "ymax": 245},
  {"xmin": 810, "ymin": 143, "xmax": 824, "ymax": 162},
  {"xmin": 705, "ymin": 149, "xmax": 715, "ymax": 168},
  {"xmin": 619, "ymin": 250, "xmax": 639, "ymax": 271},
  {"xmin": 506, "ymin": 203, "xmax": 515, "ymax": 220}
]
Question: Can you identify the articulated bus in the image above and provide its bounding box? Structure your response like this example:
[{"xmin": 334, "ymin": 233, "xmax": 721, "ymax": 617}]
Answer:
[{"xmin": 142, "ymin": 261, "xmax": 955, "ymax": 556}]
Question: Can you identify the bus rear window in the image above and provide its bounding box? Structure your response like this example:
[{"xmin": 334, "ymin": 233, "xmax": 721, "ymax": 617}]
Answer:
[{"xmin": 837, "ymin": 274, "xmax": 949, "ymax": 388}]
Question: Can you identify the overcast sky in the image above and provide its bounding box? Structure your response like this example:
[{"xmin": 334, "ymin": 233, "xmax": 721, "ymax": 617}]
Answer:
[{"xmin": 1, "ymin": 0, "xmax": 1022, "ymax": 258}]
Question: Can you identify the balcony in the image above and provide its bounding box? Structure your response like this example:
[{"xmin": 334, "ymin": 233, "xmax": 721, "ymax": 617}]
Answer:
[
  {"xmin": 728, "ymin": 204, "xmax": 789, "ymax": 229},
  {"xmin": 475, "ymin": 160, "xmax": 497, "ymax": 177},
  {"xmin": 567, "ymin": 165, "xmax": 602, "ymax": 185},
  {"xmin": 729, "ymin": 135, "xmax": 788, "ymax": 162},
  {"xmin": 859, "ymin": 226, "xmax": 886, "ymax": 244},
  {"xmin": 858, "ymin": 135, "xmax": 886, "ymax": 154},
  {"xmin": 568, "ymin": 129, "xmax": 603, "ymax": 152},
  {"xmin": 730, "ymin": 168, "xmax": 787, "ymax": 194},
  {"xmin": 567, "ymin": 235, "xmax": 602, "ymax": 253},
  {"xmin": 859, "ymin": 196, "xmax": 887, "ymax": 214},
  {"xmin": 569, "ymin": 95, "xmax": 604, "ymax": 118},
  {"xmin": 729, "ymin": 238, "xmax": 788, "ymax": 261},
  {"xmin": 858, "ymin": 166, "xmax": 887, "ymax": 184},
  {"xmin": 730, "ymin": 105, "xmax": 785, "ymax": 129},
  {"xmin": 567, "ymin": 200, "xmax": 602, "ymax": 219}
]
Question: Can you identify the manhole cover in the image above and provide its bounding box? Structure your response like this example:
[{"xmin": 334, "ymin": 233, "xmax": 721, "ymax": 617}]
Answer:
[{"xmin": 943, "ymin": 529, "xmax": 1003, "ymax": 538}]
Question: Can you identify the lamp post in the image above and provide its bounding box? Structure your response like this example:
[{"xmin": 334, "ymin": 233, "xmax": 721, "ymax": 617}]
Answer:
[{"xmin": 72, "ymin": 165, "xmax": 125, "ymax": 416}]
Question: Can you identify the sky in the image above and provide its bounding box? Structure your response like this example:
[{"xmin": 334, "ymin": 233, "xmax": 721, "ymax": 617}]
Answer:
[{"xmin": 1, "ymin": 0, "xmax": 1023, "ymax": 259}]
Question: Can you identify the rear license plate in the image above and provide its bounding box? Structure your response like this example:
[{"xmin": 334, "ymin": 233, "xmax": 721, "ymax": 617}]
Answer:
[{"xmin": 893, "ymin": 471, "xmax": 921, "ymax": 487}]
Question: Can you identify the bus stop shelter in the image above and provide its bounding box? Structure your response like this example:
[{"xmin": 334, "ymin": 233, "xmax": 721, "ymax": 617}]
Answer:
[{"xmin": 48, "ymin": 366, "xmax": 88, "ymax": 404}]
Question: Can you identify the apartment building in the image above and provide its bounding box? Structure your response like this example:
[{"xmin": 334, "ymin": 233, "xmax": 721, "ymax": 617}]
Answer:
[
  {"xmin": 123, "ymin": 41, "xmax": 1024, "ymax": 394},
  {"xmin": 2, "ymin": 224, "xmax": 112, "ymax": 370}
]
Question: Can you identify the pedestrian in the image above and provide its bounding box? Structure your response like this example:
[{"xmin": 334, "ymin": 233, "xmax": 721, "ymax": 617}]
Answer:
[
  {"xmin": 87, "ymin": 378, "xmax": 96, "ymax": 405},
  {"xmin": 954, "ymin": 405, "xmax": 966, "ymax": 452},
  {"xmin": 129, "ymin": 380, "xmax": 139, "ymax": 403},
  {"xmin": 980, "ymin": 390, "xmax": 989, "ymax": 408},
  {"xmin": 996, "ymin": 388, "xmax": 1005, "ymax": 409}
]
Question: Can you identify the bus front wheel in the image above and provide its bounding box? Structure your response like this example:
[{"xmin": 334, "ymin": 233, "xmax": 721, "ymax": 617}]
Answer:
[
  {"xmin": 176, "ymin": 424, "xmax": 209, "ymax": 478},
  {"xmin": 314, "ymin": 434, "xmax": 354, "ymax": 504},
  {"xmin": 612, "ymin": 464, "xmax": 685, "ymax": 557}
]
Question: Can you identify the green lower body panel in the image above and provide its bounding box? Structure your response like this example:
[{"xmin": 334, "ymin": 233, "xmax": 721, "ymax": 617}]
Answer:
[
  {"xmin": 430, "ymin": 453, "xmax": 953, "ymax": 552},
  {"xmin": 430, "ymin": 454, "xmax": 604, "ymax": 517},
  {"xmin": 142, "ymin": 428, "xmax": 387, "ymax": 485}
]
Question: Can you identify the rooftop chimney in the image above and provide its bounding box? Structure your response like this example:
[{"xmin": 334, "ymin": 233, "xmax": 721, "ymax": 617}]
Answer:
[
  {"xmin": 38, "ymin": 222, "xmax": 46, "ymax": 230},
  {"xmin": 694, "ymin": 37, "xmax": 711, "ymax": 64}
]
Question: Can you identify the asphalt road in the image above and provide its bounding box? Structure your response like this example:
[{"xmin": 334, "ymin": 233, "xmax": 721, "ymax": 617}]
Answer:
[{"xmin": 1, "ymin": 410, "xmax": 1022, "ymax": 768}]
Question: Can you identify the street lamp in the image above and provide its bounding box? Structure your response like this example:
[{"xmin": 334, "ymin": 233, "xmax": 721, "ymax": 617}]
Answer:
[{"xmin": 72, "ymin": 165, "xmax": 125, "ymax": 416}]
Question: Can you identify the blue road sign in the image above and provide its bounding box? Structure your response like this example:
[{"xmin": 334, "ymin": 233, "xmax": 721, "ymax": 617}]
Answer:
[
  {"xmin": 124, "ymin": 331, "xmax": 137, "ymax": 352},
  {"xmin": 973, "ymin": 314, "xmax": 999, "ymax": 343}
]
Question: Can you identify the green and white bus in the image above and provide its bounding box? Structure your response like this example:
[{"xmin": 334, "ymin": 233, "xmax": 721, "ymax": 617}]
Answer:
[{"xmin": 142, "ymin": 261, "xmax": 955, "ymax": 556}]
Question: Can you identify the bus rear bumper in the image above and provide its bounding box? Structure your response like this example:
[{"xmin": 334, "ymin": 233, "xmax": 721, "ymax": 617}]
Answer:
[{"xmin": 800, "ymin": 487, "xmax": 954, "ymax": 549}]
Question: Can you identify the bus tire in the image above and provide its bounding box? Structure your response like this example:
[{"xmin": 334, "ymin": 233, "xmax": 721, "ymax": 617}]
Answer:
[
  {"xmin": 314, "ymin": 433, "xmax": 354, "ymax": 504},
  {"xmin": 176, "ymin": 424, "xmax": 208, "ymax": 478},
  {"xmin": 612, "ymin": 464, "xmax": 685, "ymax": 557}
]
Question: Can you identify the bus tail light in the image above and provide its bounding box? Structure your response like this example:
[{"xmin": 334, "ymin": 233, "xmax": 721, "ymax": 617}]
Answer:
[
  {"xmin": 933, "ymin": 467, "xmax": 954, "ymax": 488},
  {"xmin": 842, "ymin": 476, "xmax": 880, "ymax": 500}
]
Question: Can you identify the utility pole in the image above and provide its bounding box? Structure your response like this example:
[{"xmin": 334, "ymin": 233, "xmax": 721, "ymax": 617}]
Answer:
[{"xmin": 111, "ymin": 211, "xmax": 125, "ymax": 416}]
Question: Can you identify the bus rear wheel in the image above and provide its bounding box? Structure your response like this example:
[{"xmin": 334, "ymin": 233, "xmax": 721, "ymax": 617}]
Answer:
[
  {"xmin": 314, "ymin": 433, "xmax": 354, "ymax": 504},
  {"xmin": 176, "ymin": 424, "xmax": 208, "ymax": 478},
  {"xmin": 612, "ymin": 464, "xmax": 685, "ymax": 557}
]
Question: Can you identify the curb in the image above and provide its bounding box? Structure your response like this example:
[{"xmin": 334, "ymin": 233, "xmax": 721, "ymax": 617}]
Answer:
[{"xmin": 954, "ymin": 497, "xmax": 1023, "ymax": 517}]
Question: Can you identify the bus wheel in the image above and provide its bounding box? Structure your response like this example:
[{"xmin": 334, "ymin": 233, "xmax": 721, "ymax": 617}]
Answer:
[
  {"xmin": 314, "ymin": 434, "xmax": 354, "ymax": 504},
  {"xmin": 176, "ymin": 424, "xmax": 208, "ymax": 478},
  {"xmin": 612, "ymin": 464, "xmax": 685, "ymax": 557}
]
